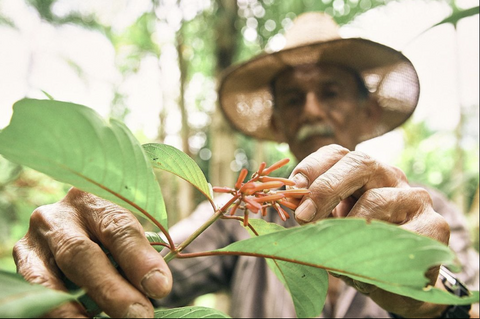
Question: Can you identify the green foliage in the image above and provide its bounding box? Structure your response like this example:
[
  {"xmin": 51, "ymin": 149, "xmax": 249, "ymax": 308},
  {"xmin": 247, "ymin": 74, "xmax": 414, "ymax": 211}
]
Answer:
[
  {"xmin": 218, "ymin": 218, "xmax": 476, "ymax": 305},
  {"xmin": 396, "ymin": 120, "xmax": 479, "ymax": 211},
  {"xmin": 246, "ymin": 219, "xmax": 328, "ymax": 318},
  {"xmin": 0, "ymin": 99, "xmax": 478, "ymax": 317},
  {"xmin": 0, "ymin": 99, "xmax": 168, "ymax": 229},
  {"xmin": 1, "ymin": 0, "xmax": 478, "ymax": 316},
  {"xmin": 143, "ymin": 143, "xmax": 213, "ymax": 204},
  {"xmin": 0, "ymin": 270, "xmax": 79, "ymax": 318},
  {"xmin": 25, "ymin": 0, "xmax": 105, "ymax": 32},
  {"xmin": 0, "ymin": 158, "xmax": 68, "ymax": 272},
  {"xmin": 154, "ymin": 306, "xmax": 230, "ymax": 318}
]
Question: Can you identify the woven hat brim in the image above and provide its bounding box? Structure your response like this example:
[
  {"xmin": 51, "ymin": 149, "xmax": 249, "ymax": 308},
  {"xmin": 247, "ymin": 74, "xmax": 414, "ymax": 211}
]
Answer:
[{"xmin": 219, "ymin": 38, "xmax": 420, "ymax": 142}]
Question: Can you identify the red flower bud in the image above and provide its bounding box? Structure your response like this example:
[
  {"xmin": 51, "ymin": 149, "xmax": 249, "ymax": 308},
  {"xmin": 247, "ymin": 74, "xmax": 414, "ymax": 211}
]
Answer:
[
  {"xmin": 243, "ymin": 196, "xmax": 262, "ymax": 213},
  {"xmin": 257, "ymin": 162, "xmax": 266, "ymax": 175},
  {"xmin": 235, "ymin": 168, "xmax": 249, "ymax": 189},
  {"xmin": 273, "ymin": 203, "xmax": 290, "ymax": 221},
  {"xmin": 243, "ymin": 181, "xmax": 284, "ymax": 195},
  {"xmin": 278, "ymin": 199, "xmax": 298, "ymax": 210},
  {"xmin": 259, "ymin": 176, "xmax": 296, "ymax": 186},
  {"xmin": 262, "ymin": 158, "xmax": 290, "ymax": 175},
  {"xmin": 252, "ymin": 193, "xmax": 286, "ymax": 203},
  {"xmin": 282, "ymin": 189, "xmax": 310, "ymax": 198}
]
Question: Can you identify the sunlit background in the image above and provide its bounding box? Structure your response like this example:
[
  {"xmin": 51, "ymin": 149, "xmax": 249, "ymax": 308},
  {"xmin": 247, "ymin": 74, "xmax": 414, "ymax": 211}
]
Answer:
[{"xmin": 0, "ymin": 2, "xmax": 478, "ymax": 310}]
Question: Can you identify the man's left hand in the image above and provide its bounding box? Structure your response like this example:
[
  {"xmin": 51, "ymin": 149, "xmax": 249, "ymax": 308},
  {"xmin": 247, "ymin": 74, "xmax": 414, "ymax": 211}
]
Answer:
[{"xmin": 289, "ymin": 144, "xmax": 450, "ymax": 317}]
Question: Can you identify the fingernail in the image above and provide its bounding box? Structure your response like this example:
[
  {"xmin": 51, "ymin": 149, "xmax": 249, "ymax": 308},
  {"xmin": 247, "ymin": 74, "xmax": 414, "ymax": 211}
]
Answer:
[
  {"xmin": 295, "ymin": 198, "xmax": 316, "ymax": 222},
  {"xmin": 141, "ymin": 269, "xmax": 170, "ymax": 299},
  {"xmin": 125, "ymin": 303, "xmax": 152, "ymax": 318},
  {"xmin": 291, "ymin": 173, "xmax": 308, "ymax": 189}
]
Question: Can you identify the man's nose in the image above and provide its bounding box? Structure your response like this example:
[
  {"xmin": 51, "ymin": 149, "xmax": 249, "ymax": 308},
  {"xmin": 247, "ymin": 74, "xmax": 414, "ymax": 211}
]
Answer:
[{"xmin": 303, "ymin": 91, "xmax": 327, "ymax": 118}]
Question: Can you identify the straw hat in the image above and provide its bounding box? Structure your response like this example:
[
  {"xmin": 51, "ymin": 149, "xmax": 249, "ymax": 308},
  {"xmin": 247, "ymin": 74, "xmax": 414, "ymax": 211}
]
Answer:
[{"xmin": 218, "ymin": 12, "xmax": 420, "ymax": 142}]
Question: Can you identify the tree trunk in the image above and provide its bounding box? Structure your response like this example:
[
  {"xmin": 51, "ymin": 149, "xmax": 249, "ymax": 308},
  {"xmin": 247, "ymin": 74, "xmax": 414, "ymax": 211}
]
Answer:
[
  {"xmin": 210, "ymin": 0, "xmax": 239, "ymax": 189},
  {"xmin": 174, "ymin": 21, "xmax": 195, "ymax": 223}
]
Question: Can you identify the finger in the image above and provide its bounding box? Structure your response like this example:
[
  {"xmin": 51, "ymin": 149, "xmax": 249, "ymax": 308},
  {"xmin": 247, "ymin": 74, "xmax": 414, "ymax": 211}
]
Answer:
[
  {"xmin": 295, "ymin": 150, "xmax": 409, "ymax": 223},
  {"xmin": 288, "ymin": 144, "xmax": 350, "ymax": 189},
  {"xmin": 30, "ymin": 197, "xmax": 156, "ymax": 318},
  {"xmin": 82, "ymin": 199, "xmax": 172, "ymax": 300},
  {"xmin": 64, "ymin": 188, "xmax": 172, "ymax": 300},
  {"xmin": 47, "ymin": 228, "xmax": 154, "ymax": 318},
  {"xmin": 13, "ymin": 237, "xmax": 87, "ymax": 318},
  {"xmin": 348, "ymin": 187, "xmax": 450, "ymax": 244},
  {"xmin": 347, "ymin": 187, "xmax": 422, "ymax": 223},
  {"xmin": 331, "ymin": 197, "xmax": 356, "ymax": 218}
]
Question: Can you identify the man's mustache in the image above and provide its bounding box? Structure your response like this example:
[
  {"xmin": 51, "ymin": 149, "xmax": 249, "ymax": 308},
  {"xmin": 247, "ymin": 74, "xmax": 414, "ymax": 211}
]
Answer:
[{"xmin": 296, "ymin": 123, "xmax": 334, "ymax": 142}]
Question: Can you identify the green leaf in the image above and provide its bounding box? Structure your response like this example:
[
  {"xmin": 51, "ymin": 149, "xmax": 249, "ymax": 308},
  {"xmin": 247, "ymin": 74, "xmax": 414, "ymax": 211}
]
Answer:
[
  {"xmin": 214, "ymin": 218, "xmax": 478, "ymax": 305},
  {"xmin": 371, "ymin": 282, "xmax": 479, "ymax": 305},
  {"xmin": 143, "ymin": 143, "xmax": 213, "ymax": 204},
  {"xmin": 247, "ymin": 219, "xmax": 328, "ymax": 318},
  {"xmin": 145, "ymin": 231, "xmax": 167, "ymax": 252},
  {"xmin": 408, "ymin": 6, "xmax": 479, "ymax": 45},
  {"xmin": 41, "ymin": 90, "xmax": 54, "ymax": 100},
  {"xmin": 433, "ymin": 6, "xmax": 479, "ymax": 28},
  {"xmin": 0, "ymin": 98, "xmax": 168, "ymax": 229},
  {"xmin": 154, "ymin": 306, "xmax": 230, "ymax": 318},
  {"xmin": 0, "ymin": 270, "xmax": 78, "ymax": 318}
]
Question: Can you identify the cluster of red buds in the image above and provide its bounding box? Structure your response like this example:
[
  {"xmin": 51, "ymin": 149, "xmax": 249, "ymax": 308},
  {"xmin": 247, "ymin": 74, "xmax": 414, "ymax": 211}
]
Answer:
[{"xmin": 213, "ymin": 158, "xmax": 310, "ymax": 226}]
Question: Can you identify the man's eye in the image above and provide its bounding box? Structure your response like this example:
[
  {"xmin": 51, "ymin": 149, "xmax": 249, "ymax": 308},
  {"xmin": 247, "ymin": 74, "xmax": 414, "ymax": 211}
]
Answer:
[
  {"xmin": 286, "ymin": 95, "xmax": 304, "ymax": 107},
  {"xmin": 321, "ymin": 85, "xmax": 341, "ymax": 99},
  {"xmin": 322, "ymin": 89, "xmax": 339, "ymax": 99}
]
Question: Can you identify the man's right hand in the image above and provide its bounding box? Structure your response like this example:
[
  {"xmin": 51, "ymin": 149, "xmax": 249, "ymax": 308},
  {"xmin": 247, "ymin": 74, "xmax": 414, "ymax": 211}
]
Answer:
[{"xmin": 13, "ymin": 187, "xmax": 172, "ymax": 318}]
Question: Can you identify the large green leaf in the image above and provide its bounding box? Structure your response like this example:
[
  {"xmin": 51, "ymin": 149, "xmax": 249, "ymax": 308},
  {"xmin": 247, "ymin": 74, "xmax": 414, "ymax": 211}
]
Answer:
[
  {"xmin": 215, "ymin": 218, "xmax": 478, "ymax": 305},
  {"xmin": 247, "ymin": 219, "xmax": 328, "ymax": 318},
  {"xmin": 143, "ymin": 143, "xmax": 213, "ymax": 204},
  {"xmin": 0, "ymin": 98, "xmax": 168, "ymax": 229},
  {"xmin": 0, "ymin": 271, "xmax": 79, "ymax": 318},
  {"xmin": 154, "ymin": 306, "xmax": 230, "ymax": 318}
]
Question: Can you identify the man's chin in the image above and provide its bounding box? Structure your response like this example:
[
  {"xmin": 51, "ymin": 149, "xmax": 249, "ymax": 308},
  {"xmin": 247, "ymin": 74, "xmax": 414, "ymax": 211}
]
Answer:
[{"xmin": 294, "ymin": 136, "xmax": 336, "ymax": 155}]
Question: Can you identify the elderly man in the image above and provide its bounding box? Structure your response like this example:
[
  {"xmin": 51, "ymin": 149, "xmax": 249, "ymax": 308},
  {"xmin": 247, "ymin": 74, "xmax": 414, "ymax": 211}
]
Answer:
[{"xmin": 13, "ymin": 12, "xmax": 478, "ymax": 318}]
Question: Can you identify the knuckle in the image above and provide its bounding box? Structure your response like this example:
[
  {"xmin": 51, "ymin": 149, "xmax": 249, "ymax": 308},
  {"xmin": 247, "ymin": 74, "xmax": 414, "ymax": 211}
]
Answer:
[
  {"xmin": 316, "ymin": 176, "xmax": 340, "ymax": 195},
  {"xmin": 21, "ymin": 268, "xmax": 52, "ymax": 286},
  {"xmin": 411, "ymin": 187, "xmax": 434, "ymax": 207},
  {"xmin": 357, "ymin": 189, "xmax": 390, "ymax": 219},
  {"xmin": 314, "ymin": 176, "xmax": 344, "ymax": 211},
  {"xmin": 363, "ymin": 189, "xmax": 389, "ymax": 208},
  {"xmin": 321, "ymin": 144, "xmax": 349, "ymax": 157},
  {"xmin": 12, "ymin": 238, "xmax": 29, "ymax": 266},
  {"xmin": 97, "ymin": 210, "xmax": 142, "ymax": 242},
  {"xmin": 391, "ymin": 165, "xmax": 408, "ymax": 182},
  {"xmin": 429, "ymin": 212, "xmax": 450, "ymax": 244},
  {"xmin": 54, "ymin": 235, "xmax": 93, "ymax": 269},
  {"xmin": 30, "ymin": 205, "xmax": 56, "ymax": 229},
  {"xmin": 347, "ymin": 151, "xmax": 374, "ymax": 168}
]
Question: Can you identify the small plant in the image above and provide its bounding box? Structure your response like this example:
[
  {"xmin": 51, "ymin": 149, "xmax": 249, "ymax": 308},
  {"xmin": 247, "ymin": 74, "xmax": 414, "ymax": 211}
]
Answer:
[{"xmin": 0, "ymin": 98, "xmax": 477, "ymax": 318}]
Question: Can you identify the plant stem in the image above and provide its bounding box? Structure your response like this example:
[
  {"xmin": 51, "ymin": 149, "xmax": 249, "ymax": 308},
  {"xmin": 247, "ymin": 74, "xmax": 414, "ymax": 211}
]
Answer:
[{"xmin": 164, "ymin": 194, "xmax": 240, "ymax": 262}]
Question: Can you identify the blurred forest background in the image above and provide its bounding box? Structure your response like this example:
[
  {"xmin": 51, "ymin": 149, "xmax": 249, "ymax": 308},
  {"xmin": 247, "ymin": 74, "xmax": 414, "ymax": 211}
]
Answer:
[{"xmin": 0, "ymin": 0, "xmax": 478, "ymax": 297}]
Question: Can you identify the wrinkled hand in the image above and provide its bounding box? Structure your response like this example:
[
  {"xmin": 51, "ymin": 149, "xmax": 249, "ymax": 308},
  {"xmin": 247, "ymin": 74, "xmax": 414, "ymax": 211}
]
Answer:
[
  {"xmin": 289, "ymin": 144, "xmax": 450, "ymax": 317},
  {"xmin": 13, "ymin": 187, "xmax": 172, "ymax": 318}
]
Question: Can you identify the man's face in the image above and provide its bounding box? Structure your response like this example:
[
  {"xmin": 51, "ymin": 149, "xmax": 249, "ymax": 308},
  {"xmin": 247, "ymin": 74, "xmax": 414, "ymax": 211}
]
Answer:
[{"xmin": 271, "ymin": 64, "xmax": 377, "ymax": 161}]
